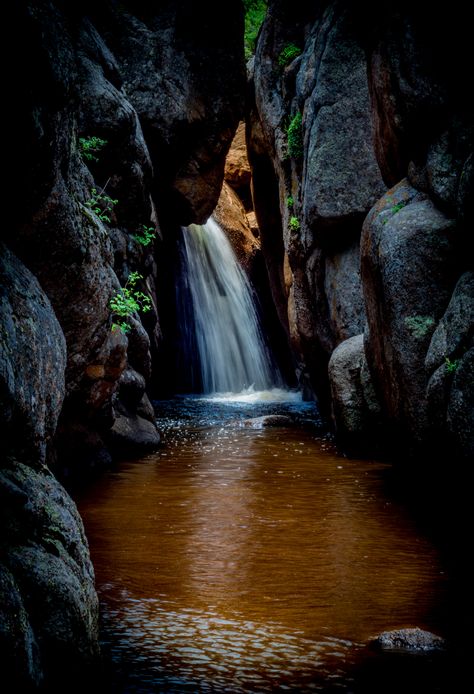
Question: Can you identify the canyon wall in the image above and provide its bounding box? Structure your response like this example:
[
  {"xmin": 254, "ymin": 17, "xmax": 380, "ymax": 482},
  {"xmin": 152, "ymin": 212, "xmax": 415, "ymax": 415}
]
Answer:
[
  {"xmin": 1, "ymin": 0, "xmax": 245, "ymax": 687},
  {"xmin": 248, "ymin": 0, "xmax": 473, "ymax": 458}
]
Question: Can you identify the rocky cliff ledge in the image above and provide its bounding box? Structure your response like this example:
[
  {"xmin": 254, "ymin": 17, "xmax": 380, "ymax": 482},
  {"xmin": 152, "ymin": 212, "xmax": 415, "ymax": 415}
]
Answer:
[
  {"xmin": 2, "ymin": 0, "xmax": 245, "ymax": 687},
  {"xmin": 248, "ymin": 0, "xmax": 473, "ymax": 458}
]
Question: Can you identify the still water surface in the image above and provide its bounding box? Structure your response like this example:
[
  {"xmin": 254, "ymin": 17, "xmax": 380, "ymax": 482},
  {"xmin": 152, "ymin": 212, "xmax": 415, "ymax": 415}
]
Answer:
[{"xmin": 78, "ymin": 394, "xmax": 454, "ymax": 692}]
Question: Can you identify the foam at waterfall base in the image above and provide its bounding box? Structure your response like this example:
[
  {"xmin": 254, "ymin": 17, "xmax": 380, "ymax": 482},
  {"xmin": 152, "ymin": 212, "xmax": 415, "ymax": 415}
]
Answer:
[{"xmin": 198, "ymin": 386, "xmax": 302, "ymax": 404}]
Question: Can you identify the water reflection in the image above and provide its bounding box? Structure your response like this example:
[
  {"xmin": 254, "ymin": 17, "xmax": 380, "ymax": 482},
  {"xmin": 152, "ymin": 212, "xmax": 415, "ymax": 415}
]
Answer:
[{"xmin": 78, "ymin": 398, "xmax": 449, "ymax": 692}]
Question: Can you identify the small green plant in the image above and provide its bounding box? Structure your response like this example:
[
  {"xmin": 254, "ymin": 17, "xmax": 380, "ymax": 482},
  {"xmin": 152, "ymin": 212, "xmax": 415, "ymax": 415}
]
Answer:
[
  {"xmin": 278, "ymin": 43, "xmax": 302, "ymax": 68},
  {"xmin": 79, "ymin": 136, "xmax": 108, "ymax": 163},
  {"xmin": 286, "ymin": 112, "xmax": 303, "ymax": 158},
  {"xmin": 286, "ymin": 195, "xmax": 294, "ymax": 209},
  {"xmin": 85, "ymin": 188, "xmax": 118, "ymax": 223},
  {"xmin": 110, "ymin": 271, "xmax": 152, "ymax": 334},
  {"xmin": 404, "ymin": 315, "xmax": 435, "ymax": 339},
  {"xmin": 445, "ymin": 357, "xmax": 459, "ymax": 373},
  {"xmin": 289, "ymin": 216, "xmax": 300, "ymax": 231},
  {"xmin": 133, "ymin": 225, "xmax": 157, "ymax": 247}
]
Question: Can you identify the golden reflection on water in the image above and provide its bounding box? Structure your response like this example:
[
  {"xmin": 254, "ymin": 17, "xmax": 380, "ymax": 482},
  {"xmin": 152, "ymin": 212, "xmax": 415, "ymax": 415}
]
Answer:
[{"xmin": 79, "ymin": 422, "xmax": 448, "ymax": 691}]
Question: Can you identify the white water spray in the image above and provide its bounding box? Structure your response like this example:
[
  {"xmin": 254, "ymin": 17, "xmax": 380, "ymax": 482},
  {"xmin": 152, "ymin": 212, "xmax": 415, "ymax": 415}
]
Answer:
[{"xmin": 180, "ymin": 218, "xmax": 279, "ymax": 394}]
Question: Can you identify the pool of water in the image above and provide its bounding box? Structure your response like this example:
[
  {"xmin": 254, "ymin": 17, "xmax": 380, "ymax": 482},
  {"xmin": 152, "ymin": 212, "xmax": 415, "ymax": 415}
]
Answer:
[{"xmin": 77, "ymin": 394, "xmax": 464, "ymax": 692}]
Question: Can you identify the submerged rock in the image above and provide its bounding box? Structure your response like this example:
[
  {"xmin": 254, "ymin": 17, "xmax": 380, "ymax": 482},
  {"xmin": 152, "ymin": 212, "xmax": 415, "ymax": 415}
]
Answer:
[
  {"xmin": 109, "ymin": 412, "xmax": 161, "ymax": 454},
  {"xmin": 373, "ymin": 628, "xmax": 446, "ymax": 652}
]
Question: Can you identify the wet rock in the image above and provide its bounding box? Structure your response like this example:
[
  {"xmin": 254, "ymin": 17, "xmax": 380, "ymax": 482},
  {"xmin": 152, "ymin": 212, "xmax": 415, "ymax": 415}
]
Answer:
[
  {"xmin": 0, "ymin": 461, "xmax": 99, "ymax": 688},
  {"xmin": 373, "ymin": 628, "xmax": 446, "ymax": 652},
  {"xmin": 118, "ymin": 367, "xmax": 147, "ymax": 410},
  {"xmin": 361, "ymin": 179, "xmax": 458, "ymax": 443},
  {"xmin": 76, "ymin": 19, "xmax": 154, "ymax": 229},
  {"xmin": 447, "ymin": 348, "xmax": 474, "ymax": 459},
  {"xmin": 300, "ymin": 11, "xmax": 386, "ymax": 242},
  {"xmin": 367, "ymin": 9, "xmax": 473, "ymax": 208},
  {"xmin": 101, "ymin": 1, "xmax": 246, "ymax": 225},
  {"xmin": 0, "ymin": 243, "xmax": 66, "ymax": 465},
  {"xmin": 328, "ymin": 334, "xmax": 380, "ymax": 441},
  {"xmin": 108, "ymin": 412, "xmax": 160, "ymax": 454},
  {"xmin": 0, "ymin": 564, "xmax": 41, "ymax": 690},
  {"xmin": 323, "ymin": 241, "xmax": 366, "ymax": 349},
  {"xmin": 426, "ymin": 272, "xmax": 474, "ymax": 373},
  {"xmin": 249, "ymin": 2, "xmax": 385, "ymax": 403}
]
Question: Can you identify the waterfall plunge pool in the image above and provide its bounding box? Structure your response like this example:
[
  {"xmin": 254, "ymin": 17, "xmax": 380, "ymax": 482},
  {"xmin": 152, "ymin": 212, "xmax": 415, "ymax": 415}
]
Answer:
[{"xmin": 76, "ymin": 393, "xmax": 465, "ymax": 693}]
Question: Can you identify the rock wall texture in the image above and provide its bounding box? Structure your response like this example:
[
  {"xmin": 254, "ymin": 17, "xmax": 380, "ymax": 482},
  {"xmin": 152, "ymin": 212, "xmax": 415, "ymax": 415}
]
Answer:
[
  {"xmin": 249, "ymin": 0, "xmax": 473, "ymax": 458},
  {"xmin": 2, "ymin": 0, "xmax": 245, "ymax": 687},
  {"xmin": 0, "ymin": 245, "xmax": 98, "ymax": 690}
]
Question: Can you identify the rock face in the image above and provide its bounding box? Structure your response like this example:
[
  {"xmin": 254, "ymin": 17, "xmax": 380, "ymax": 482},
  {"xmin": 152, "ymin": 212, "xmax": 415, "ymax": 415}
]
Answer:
[
  {"xmin": 0, "ymin": 244, "xmax": 66, "ymax": 465},
  {"xmin": 214, "ymin": 182, "xmax": 260, "ymax": 275},
  {"xmin": 249, "ymin": 1, "xmax": 386, "ymax": 407},
  {"xmin": 249, "ymin": 1, "xmax": 473, "ymax": 456},
  {"xmin": 328, "ymin": 334, "xmax": 380, "ymax": 446},
  {"xmin": 98, "ymin": 1, "xmax": 246, "ymax": 225},
  {"xmin": 0, "ymin": 247, "xmax": 98, "ymax": 689},
  {"xmin": 361, "ymin": 179, "xmax": 458, "ymax": 444},
  {"xmin": 225, "ymin": 121, "xmax": 252, "ymax": 206},
  {"xmin": 3, "ymin": 0, "xmax": 246, "ymax": 687}
]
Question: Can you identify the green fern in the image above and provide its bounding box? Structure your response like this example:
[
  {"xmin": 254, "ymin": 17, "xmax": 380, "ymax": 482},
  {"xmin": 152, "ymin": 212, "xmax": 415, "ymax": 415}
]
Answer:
[
  {"xmin": 110, "ymin": 271, "xmax": 152, "ymax": 335},
  {"xmin": 278, "ymin": 43, "xmax": 302, "ymax": 68}
]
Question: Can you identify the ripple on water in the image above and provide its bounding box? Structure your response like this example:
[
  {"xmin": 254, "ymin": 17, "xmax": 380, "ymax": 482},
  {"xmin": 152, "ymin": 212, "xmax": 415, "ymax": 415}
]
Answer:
[
  {"xmin": 78, "ymin": 396, "xmax": 455, "ymax": 693},
  {"xmin": 100, "ymin": 593, "xmax": 357, "ymax": 693}
]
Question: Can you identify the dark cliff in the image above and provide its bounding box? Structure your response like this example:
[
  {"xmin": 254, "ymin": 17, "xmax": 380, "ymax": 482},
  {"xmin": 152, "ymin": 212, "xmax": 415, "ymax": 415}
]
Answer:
[
  {"xmin": 1, "ymin": 0, "xmax": 245, "ymax": 688},
  {"xmin": 248, "ymin": 0, "xmax": 473, "ymax": 459},
  {"xmin": 1, "ymin": 0, "xmax": 473, "ymax": 688}
]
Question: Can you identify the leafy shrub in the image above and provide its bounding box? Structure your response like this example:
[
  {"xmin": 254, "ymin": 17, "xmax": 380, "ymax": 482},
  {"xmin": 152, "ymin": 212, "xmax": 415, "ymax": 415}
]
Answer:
[
  {"xmin": 289, "ymin": 216, "xmax": 300, "ymax": 231},
  {"xmin": 278, "ymin": 43, "xmax": 302, "ymax": 68},
  {"xmin": 133, "ymin": 225, "xmax": 156, "ymax": 247},
  {"xmin": 244, "ymin": 0, "xmax": 267, "ymax": 60},
  {"xmin": 286, "ymin": 112, "xmax": 303, "ymax": 158},
  {"xmin": 110, "ymin": 271, "xmax": 152, "ymax": 334},
  {"xmin": 286, "ymin": 195, "xmax": 294, "ymax": 209},
  {"xmin": 85, "ymin": 188, "xmax": 118, "ymax": 223},
  {"xmin": 404, "ymin": 315, "xmax": 435, "ymax": 339},
  {"xmin": 79, "ymin": 136, "xmax": 108, "ymax": 163}
]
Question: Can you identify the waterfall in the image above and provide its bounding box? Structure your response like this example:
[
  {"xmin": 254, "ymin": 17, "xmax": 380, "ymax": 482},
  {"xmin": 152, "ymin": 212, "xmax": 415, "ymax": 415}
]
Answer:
[{"xmin": 178, "ymin": 218, "xmax": 278, "ymax": 394}]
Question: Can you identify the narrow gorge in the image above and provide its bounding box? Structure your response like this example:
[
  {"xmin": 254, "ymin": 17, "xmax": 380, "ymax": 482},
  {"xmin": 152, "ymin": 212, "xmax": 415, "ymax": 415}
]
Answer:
[{"xmin": 1, "ymin": 1, "xmax": 472, "ymax": 692}]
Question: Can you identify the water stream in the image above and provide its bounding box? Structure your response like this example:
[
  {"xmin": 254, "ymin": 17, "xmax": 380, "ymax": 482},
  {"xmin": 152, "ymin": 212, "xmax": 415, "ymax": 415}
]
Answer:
[
  {"xmin": 76, "ymin": 216, "xmax": 466, "ymax": 691},
  {"xmin": 177, "ymin": 219, "xmax": 278, "ymax": 394},
  {"xmin": 77, "ymin": 394, "xmax": 457, "ymax": 692}
]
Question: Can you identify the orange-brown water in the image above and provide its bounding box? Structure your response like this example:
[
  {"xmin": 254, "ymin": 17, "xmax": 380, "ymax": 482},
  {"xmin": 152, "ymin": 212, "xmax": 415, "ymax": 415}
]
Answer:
[{"xmin": 78, "ymin": 397, "xmax": 454, "ymax": 692}]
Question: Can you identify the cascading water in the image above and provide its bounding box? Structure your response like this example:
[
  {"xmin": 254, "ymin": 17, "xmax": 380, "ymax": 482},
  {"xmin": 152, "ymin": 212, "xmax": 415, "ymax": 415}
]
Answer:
[{"xmin": 177, "ymin": 217, "xmax": 279, "ymax": 394}]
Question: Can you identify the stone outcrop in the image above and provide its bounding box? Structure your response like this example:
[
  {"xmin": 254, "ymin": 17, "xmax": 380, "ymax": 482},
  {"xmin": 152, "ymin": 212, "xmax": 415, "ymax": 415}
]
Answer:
[
  {"xmin": 225, "ymin": 121, "xmax": 252, "ymax": 206},
  {"xmin": 248, "ymin": 1, "xmax": 386, "ymax": 407},
  {"xmin": 3, "ymin": 0, "xmax": 247, "ymax": 687},
  {"xmin": 0, "ymin": 246, "xmax": 98, "ymax": 689},
  {"xmin": 214, "ymin": 182, "xmax": 260, "ymax": 275},
  {"xmin": 328, "ymin": 334, "xmax": 380, "ymax": 446},
  {"xmin": 0, "ymin": 244, "xmax": 66, "ymax": 465},
  {"xmin": 361, "ymin": 180, "xmax": 458, "ymax": 445},
  {"xmin": 249, "ymin": 1, "xmax": 473, "ymax": 456},
  {"xmin": 97, "ymin": 1, "xmax": 246, "ymax": 225}
]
